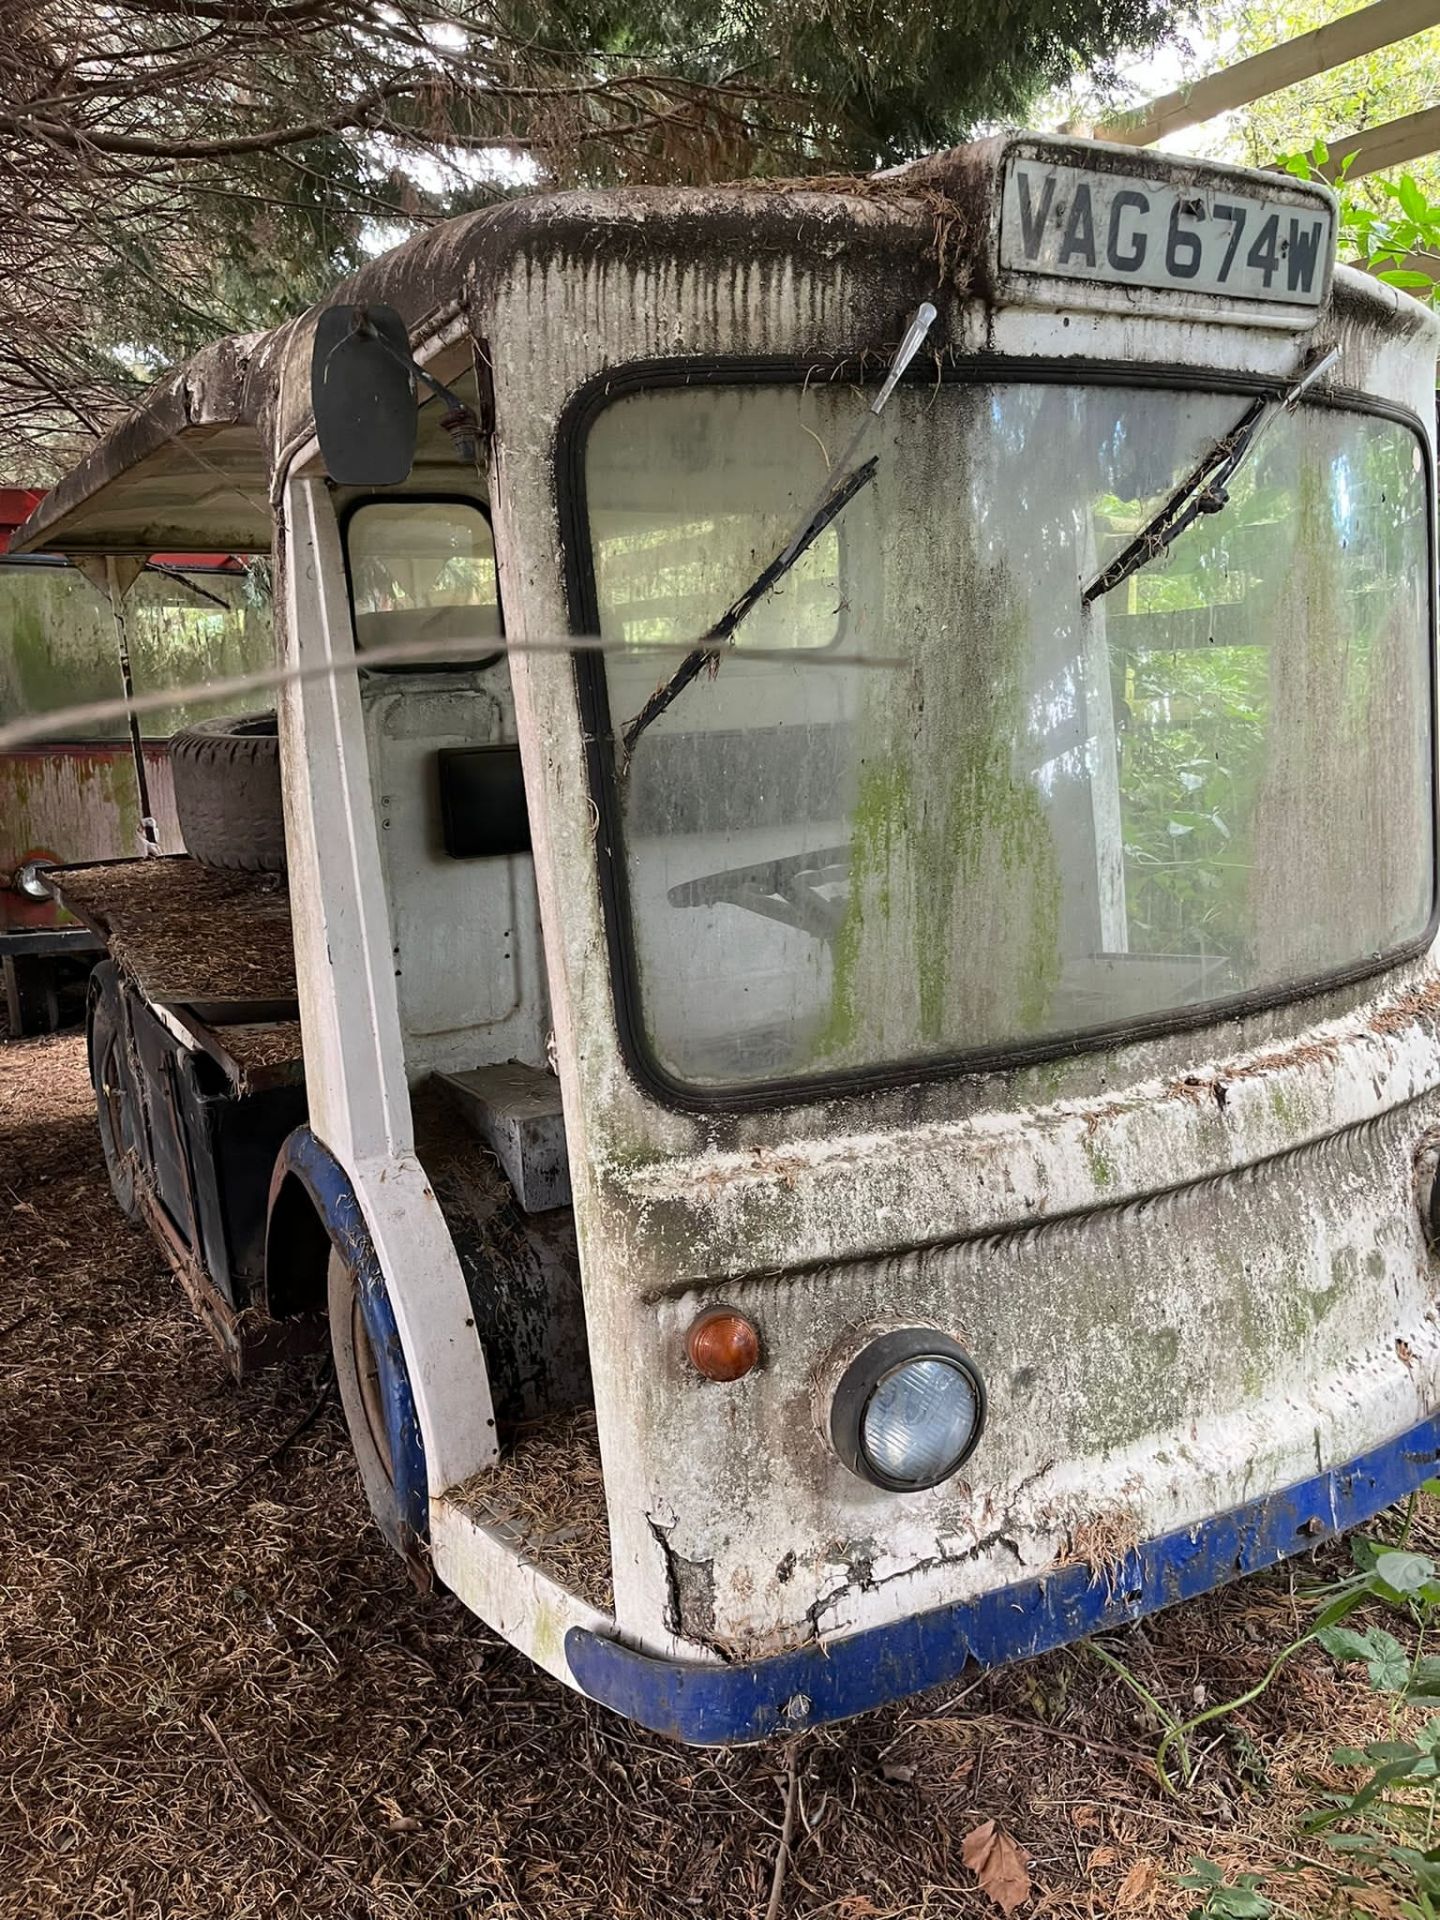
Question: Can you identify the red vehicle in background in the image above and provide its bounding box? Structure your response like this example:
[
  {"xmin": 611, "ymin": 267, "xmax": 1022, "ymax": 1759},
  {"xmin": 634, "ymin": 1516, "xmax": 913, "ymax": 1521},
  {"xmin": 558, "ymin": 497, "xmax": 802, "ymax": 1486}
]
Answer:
[{"xmin": 0, "ymin": 487, "xmax": 271, "ymax": 1031}]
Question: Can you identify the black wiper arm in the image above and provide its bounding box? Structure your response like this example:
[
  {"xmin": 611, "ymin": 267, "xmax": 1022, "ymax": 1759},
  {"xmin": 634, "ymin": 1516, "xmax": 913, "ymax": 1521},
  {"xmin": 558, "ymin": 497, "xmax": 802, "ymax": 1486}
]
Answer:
[
  {"xmin": 1082, "ymin": 345, "xmax": 1340, "ymax": 607},
  {"xmin": 620, "ymin": 457, "xmax": 878, "ymax": 759},
  {"xmin": 619, "ymin": 300, "xmax": 938, "ymax": 764}
]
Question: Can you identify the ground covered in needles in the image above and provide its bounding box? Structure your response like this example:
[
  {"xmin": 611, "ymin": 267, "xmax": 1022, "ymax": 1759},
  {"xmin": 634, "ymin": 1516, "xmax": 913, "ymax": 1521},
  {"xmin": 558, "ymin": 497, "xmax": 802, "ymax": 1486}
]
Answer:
[{"xmin": 0, "ymin": 1027, "xmax": 1428, "ymax": 1918}]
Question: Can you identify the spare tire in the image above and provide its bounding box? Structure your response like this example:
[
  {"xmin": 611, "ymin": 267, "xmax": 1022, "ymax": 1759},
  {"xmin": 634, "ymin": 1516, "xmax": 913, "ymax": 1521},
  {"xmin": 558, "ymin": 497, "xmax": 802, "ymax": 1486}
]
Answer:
[{"xmin": 169, "ymin": 711, "xmax": 286, "ymax": 872}]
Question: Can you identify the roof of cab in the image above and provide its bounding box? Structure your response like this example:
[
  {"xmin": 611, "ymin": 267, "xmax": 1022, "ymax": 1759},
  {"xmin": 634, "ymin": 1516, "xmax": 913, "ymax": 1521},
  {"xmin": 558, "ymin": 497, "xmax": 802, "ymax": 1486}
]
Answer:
[
  {"xmin": 13, "ymin": 165, "xmax": 951, "ymax": 557},
  {"xmin": 12, "ymin": 136, "xmax": 1428, "ymax": 557}
]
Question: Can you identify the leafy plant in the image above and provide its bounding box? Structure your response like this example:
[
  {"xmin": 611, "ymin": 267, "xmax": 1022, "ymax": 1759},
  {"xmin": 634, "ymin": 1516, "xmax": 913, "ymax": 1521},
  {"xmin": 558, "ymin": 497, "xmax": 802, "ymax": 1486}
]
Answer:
[
  {"xmin": 1179, "ymin": 1857, "xmax": 1274, "ymax": 1919},
  {"xmin": 1281, "ymin": 141, "xmax": 1440, "ymax": 303},
  {"xmin": 1152, "ymin": 1495, "xmax": 1440, "ymax": 1918},
  {"xmin": 1301, "ymin": 1534, "xmax": 1440, "ymax": 1917}
]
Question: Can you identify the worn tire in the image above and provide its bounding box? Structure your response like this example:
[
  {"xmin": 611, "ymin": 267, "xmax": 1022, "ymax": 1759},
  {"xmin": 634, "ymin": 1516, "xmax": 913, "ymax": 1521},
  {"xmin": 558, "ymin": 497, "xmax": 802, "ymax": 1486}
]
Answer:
[
  {"xmin": 169, "ymin": 711, "xmax": 285, "ymax": 872},
  {"xmin": 329, "ymin": 1248, "xmax": 420, "ymax": 1563},
  {"xmin": 88, "ymin": 964, "xmax": 142, "ymax": 1222}
]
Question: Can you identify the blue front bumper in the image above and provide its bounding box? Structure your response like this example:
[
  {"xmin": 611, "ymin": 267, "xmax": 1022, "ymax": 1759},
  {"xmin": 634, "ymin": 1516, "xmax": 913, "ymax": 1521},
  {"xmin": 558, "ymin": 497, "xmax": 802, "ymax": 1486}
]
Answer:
[{"xmin": 566, "ymin": 1408, "xmax": 1440, "ymax": 1744}]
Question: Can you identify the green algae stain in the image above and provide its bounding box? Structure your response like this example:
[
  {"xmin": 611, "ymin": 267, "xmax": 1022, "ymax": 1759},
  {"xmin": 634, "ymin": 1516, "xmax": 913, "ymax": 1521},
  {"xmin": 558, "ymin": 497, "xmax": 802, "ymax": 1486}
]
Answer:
[
  {"xmin": 1083, "ymin": 1136, "xmax": 1115, "ymax": 1190},
  {"xmin": 815, "ymin": 758, "xmax": 911, "ymax": 1059},
  {"xmin": 815, "ymin": 536, "xmax": 1061, "ymax": 1068},
  {"xmin": 96, "ymin": 751, "xmax": 142, "ymax": 852}
]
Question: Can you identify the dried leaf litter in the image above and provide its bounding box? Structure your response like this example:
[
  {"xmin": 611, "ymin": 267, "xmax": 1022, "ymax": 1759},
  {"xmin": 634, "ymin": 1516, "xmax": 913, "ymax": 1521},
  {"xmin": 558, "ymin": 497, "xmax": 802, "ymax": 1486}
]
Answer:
[{"xmin": 1, "ymin": 1026, "xmax": 1428, "ymax": 1919}]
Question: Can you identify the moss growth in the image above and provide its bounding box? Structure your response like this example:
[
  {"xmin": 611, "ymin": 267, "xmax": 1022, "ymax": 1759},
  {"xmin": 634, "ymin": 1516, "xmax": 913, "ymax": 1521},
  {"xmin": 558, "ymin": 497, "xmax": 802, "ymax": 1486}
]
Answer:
[
  {"xmin": 1267, "ymin": 1084, "xmax": 1311, "ymax": 1134},
  {"xmin": 0, "ymin": 747, "xmax": 141, "ymax": 865},
  {"xmin": 97, "ymin": 752, "xmax": 142, "ymax": 853},
  {"xmin": 1083, "ymin": 1137, "xmax": 1115, "ymax": 1189},
  {"xmin": 815, "ymin": 518, "xmax": 1061, "ymax": 1067}
]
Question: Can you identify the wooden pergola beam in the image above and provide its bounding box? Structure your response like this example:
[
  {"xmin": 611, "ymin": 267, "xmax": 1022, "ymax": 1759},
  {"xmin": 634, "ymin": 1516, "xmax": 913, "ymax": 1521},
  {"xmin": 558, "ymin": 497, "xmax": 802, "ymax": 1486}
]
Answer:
[
  {"xmin": 1321, "ymin": 102, "xmax": 1440, "ymax": 176},
  {"xmin": 1095, "ymin": 0, "xmax": 1440, "ymax": 148}
]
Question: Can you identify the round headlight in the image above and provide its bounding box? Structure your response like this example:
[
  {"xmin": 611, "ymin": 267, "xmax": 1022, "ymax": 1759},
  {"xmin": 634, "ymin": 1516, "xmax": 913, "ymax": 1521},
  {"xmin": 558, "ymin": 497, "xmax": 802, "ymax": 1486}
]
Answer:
[
  {"xmin": 830, "ymin": 1329, "xmax": 985, "ymax": 1491},
  {"xmin": 16, "ymin": 859, "xmax": 53, "ymax": 901}
]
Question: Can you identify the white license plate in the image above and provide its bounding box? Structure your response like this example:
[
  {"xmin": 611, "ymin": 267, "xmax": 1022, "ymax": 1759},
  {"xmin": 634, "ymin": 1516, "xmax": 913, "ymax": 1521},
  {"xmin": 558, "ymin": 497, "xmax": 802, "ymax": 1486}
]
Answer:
[{"xmin": 999, "ymin": 159, "xmax": 1333, "ymax": 306}]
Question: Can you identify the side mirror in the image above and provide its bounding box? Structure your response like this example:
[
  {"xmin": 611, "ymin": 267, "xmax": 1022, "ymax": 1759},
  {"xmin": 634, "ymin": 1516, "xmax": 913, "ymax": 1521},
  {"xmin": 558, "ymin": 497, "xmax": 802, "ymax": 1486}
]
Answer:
[{"xmin": 311, "ymin": 304, "xmax": 418, "ymax": 487}]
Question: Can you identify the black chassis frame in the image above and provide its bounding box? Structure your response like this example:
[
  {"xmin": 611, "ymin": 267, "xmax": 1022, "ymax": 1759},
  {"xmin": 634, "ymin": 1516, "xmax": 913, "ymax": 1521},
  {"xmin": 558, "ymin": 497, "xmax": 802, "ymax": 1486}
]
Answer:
[{"xmin": 88, "ymin": 963, "xmax": 315, "ymax": 1374}]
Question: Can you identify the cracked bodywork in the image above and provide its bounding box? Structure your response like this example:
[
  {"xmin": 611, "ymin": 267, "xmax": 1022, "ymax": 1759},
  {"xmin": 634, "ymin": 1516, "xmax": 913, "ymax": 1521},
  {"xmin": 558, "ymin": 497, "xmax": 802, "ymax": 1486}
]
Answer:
[{"xmin": 20, "ymin": 129, "xmax": 1440, "ymax": 1729}]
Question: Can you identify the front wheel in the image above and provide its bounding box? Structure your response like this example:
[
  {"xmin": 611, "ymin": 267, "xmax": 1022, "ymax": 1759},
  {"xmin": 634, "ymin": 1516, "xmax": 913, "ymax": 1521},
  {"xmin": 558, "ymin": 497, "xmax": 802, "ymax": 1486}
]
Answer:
[{"xmin": 328, "ymin": 1248, "xmax": 428, "ymax": 1565}]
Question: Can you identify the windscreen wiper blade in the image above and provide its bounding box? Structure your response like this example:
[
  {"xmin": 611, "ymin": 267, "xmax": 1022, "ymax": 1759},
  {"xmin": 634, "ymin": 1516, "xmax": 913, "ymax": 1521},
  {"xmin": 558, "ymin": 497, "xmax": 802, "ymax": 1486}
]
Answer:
[
  {"xmin": 1082, "ymin": 345, "xmax": 1340, "ymax": 608},
  {"xmin": 619, "ymin": 300, "xmax": 938, "ymax": 764},
  {"xmin": 620, "ymin": 457, "xmax": 879, "ymax": 759}
]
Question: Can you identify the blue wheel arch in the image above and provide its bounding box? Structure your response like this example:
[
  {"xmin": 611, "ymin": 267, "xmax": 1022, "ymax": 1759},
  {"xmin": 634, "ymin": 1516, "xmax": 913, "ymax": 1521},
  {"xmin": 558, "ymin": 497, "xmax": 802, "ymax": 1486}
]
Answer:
[
  {"xmin": 266, "ymin": 1128, "xmax": 428, "ymax": 1553},
  {"xmin": 565, "ymin": 1408, "xmax": 1440, "ymax": 1745}
]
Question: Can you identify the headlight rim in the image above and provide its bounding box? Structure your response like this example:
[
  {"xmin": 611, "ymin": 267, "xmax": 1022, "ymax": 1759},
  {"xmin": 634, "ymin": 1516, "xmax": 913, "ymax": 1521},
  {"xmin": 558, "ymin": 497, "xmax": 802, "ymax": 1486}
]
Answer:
[
  {"xmin": 15, "ymin": 858, "xmax": 55, "ymax": 902},
  {"xmin": 829, "ymin": 1326, "xmax": 986, "ymax": 1493}
]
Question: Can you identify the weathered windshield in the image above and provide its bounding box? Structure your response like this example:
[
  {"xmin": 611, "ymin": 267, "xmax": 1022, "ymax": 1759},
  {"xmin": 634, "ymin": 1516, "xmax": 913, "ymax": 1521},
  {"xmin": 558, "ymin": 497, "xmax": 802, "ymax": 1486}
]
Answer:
[{"xmin": 585, "ymin": 380, "xmax": 1433, "ymax": 1090}]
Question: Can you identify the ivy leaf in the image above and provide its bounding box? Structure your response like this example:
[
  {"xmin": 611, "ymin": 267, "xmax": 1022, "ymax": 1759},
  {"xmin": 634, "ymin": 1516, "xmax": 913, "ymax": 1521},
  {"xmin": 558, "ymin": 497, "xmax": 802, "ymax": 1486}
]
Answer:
[
  {"xmin": 1364, "ymin": 1741, "xmax": 1423, "ymax": 1763},
  {"xmin": 1377, "ymin": 269, "xmax": 1436, "ymax": 289},
  {"xmin": 1403, "ymin": 1657, "xmax": 1440, "ymax": 1698},
  {"xmin": 1313, "ymin": 1585, "xmax": 1369, "ymax": 1633},
  {"xmin": 1317, "ymin": 1625, "xmax": 1379, "ymax": 1662},
  {"xmin": 1318, "ymin": 1624, "xmax": 1410, "ymax": 1691},
  {"xmin": 1181, "ymin": 1859, "xmax": 1226, "ymax": 1888},
  {"xmin": 1350, "ymin": 1536, "xmax": 1384, "ymax": 1574},
  {"xmin": 1399, "ymin": 176, "xmax": 1428, "ymax": 222},
  {"xmin": 1365, "ymin": 1630, "xmax": 1412, "ymax": 1692}
]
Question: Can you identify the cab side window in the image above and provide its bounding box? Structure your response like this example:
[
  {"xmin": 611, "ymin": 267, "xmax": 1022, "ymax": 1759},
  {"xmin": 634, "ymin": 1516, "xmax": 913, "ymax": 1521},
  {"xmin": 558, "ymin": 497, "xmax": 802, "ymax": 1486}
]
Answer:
[{"xmin": 345, "ymin": 498, "xmax": 502, "ymax": 668}]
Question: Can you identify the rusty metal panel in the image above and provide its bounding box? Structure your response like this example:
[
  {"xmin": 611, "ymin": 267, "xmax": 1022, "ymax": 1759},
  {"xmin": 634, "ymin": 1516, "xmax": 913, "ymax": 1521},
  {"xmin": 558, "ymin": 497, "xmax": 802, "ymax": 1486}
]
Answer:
[{"xmin": 0, "ymin": 555, "xmax": 269, "ymax": 929}]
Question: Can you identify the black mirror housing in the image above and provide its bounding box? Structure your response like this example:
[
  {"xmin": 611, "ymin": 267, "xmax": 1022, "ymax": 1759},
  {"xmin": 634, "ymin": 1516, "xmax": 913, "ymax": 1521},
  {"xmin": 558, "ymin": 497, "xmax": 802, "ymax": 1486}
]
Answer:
[{"xmin": 310, "ymin": 304, "xmax": 418, "ymax": 487}]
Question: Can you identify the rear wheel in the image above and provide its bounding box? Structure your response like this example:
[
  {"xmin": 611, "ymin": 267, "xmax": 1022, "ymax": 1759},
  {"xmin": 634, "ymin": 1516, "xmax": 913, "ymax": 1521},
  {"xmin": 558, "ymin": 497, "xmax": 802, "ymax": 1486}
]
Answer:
[
  {"xmin": 88, "ymin": 965, "xmax": 141, "ymax": 1221},
  {"xmin": 328, "ymin": 1248, "xmax": 426, "ymax": 1563}
]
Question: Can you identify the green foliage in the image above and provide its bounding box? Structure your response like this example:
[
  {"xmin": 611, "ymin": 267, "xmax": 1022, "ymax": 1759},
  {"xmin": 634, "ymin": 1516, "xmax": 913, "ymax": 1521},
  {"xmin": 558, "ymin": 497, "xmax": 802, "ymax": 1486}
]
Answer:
[
  {"xmin": 500, "ymin": 0, "xmax": 1188, "ymax": 167},
  {"xmin": 1159, "ymin": 1520, "xmax": 1440, "ymax": 1919},
  {"xmin": 1180, "ymin": 1858, "xmax": 1274, "ymax": 1919},
  {"xmin": 1047, "ymin": 0, "xmax": 1440, "ymax": 310},
  {"xmin": 1217, "ymin": 0, "xmax": 1440, "ymax": 217},
  {"xmin": 705, "ymin": 0, "xmax": 1185, "ymax": 166},
  {"xmin": 1281, "ymin": 142, "xmax": 1440, "ymax": 304},
  {"xmin": 1297, "ymin": 1539, "xmax": 1440, "ymax": 1915},
  {"xmin": 2, "ymin": 0, "xmax": 1192, "ymax": 476}
]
